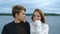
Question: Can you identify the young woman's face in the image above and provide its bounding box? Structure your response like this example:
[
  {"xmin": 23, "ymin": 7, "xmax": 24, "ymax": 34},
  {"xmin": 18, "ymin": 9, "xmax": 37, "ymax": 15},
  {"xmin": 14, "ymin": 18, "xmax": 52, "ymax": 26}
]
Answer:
[{"xmin": 33, "ymin": 11, "xmax": 41, "ymax": 21}]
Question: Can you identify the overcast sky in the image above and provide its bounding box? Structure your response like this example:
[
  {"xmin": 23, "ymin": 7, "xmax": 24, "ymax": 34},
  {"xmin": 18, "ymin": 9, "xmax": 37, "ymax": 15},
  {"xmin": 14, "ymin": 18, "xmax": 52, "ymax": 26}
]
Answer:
[{"xmin": 0, "ymin": 0, "xmax": 60, "ymax": 14}]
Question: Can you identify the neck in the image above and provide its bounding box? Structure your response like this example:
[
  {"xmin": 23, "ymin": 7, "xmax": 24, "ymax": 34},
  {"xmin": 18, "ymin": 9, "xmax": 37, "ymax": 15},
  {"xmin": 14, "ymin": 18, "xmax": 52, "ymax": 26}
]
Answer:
[{"xmin": 14, "ymin": 18, "xmax": 21, "ymax": 24}]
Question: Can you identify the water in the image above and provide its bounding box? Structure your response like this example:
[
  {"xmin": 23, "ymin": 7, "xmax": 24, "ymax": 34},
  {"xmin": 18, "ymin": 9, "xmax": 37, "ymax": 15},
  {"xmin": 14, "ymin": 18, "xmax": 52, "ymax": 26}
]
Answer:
[{"xmin": 0, "ymin": 16, "xmax": 60, "ymax": 34}]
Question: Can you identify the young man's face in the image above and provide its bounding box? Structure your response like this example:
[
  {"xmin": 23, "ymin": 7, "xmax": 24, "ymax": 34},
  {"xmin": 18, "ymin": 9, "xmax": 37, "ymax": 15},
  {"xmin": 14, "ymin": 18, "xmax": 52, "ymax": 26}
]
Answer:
[{"xmin": 16, "ymin": 10, "xmax": 26, "ymax": 22}]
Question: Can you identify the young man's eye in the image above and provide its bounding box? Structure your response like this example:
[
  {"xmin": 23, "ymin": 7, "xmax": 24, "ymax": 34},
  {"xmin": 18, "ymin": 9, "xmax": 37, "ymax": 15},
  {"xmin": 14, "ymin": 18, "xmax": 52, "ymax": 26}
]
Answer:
[{"xmin": 23, "ymin": 13, "xmax": 25, "ymax": 15}]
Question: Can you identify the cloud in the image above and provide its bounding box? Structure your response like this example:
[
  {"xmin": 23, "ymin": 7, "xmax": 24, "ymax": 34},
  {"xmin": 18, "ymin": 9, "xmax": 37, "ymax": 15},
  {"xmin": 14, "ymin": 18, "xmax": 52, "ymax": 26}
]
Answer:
[
  {"xmin": 0, "ymin": 7, "xmax": 12, "ymax": 13},
  {"xmin": 0, "ymin": 0, "xmax": 60, "ymax": 14}
]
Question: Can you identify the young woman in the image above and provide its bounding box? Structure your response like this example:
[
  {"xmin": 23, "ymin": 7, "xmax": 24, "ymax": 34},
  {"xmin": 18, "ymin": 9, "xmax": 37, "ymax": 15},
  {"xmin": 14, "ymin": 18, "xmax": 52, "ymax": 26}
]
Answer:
[{"xmin": 30, "ymin": 9, "xmax": 49, "ymax": 34}]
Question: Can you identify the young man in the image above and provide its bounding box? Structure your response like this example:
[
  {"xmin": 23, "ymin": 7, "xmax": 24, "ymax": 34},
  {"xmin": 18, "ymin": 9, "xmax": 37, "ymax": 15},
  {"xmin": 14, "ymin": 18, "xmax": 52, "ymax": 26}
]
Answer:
[{"xmin": 2, "ymin": 5, "xmax": 30, "ymax": 34}]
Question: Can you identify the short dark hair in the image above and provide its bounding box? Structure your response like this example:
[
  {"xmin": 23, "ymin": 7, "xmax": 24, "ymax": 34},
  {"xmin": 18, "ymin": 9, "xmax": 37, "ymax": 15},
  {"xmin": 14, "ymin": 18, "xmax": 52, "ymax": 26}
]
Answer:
[{"xmin": 12, "ymin": 5, "xmax": 26, "ymax": 17}]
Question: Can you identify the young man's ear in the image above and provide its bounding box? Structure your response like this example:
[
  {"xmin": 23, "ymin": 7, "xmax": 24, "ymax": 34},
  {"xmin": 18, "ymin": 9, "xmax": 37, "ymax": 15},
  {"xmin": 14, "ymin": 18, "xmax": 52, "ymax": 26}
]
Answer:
[{"xmin": 15, "ymin": 13, "xmax": 18, "ymax": 18}]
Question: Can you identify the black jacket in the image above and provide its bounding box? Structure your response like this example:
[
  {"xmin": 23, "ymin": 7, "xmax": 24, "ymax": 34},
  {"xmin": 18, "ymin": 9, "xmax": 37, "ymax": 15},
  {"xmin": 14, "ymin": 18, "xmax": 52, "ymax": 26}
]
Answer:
[{"xmin": 2, "ymin": 21, "xmax": 30, "ymax": 34}]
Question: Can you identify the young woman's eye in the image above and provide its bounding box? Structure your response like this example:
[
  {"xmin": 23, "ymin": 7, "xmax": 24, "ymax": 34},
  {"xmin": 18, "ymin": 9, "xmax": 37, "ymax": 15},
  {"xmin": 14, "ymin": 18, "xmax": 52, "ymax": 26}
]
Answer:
[
  {"xmin": 37, "ymin": 16, "xmax": 40, "ymax": 17},
  {"xmin": 33, "ymin": 15, "xmax": 40, "ymax": 17}
]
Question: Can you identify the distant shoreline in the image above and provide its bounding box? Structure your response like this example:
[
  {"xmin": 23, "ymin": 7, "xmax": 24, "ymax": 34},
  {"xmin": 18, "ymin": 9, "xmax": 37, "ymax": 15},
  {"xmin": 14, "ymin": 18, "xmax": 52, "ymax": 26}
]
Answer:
[{"xmin": 0, "ymin": 13, "xmax": 60, "ymax": 16}]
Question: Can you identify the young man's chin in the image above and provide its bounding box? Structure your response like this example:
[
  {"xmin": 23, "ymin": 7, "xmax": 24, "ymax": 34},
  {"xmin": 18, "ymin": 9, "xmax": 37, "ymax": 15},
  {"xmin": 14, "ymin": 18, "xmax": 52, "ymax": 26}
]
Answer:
[{"xmin": 20, "ymin": 19, "xmax": 26, "ymax": 23}]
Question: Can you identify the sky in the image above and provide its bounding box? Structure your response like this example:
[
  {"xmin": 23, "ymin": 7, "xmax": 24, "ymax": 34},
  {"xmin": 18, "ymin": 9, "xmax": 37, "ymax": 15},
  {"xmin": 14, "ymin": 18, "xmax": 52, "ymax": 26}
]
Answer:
[{"xmin": 0, "ymin": 0, "xmax": 60, "ymax": 14}]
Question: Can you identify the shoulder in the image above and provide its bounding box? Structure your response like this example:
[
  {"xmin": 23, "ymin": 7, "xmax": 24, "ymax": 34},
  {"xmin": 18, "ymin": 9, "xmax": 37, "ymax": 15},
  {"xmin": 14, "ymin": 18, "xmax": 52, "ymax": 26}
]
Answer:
[
  {"xmin": 26, "ymin": 21, "xmax": 30, "ymax": 26},
  {"xmin": 26, "ymin": 21, "xmax": 29, "ymax": 24},
  {"xmin": 4, "ymin": 21, "xmax": 14, "ymax": 28},
  {"xmin": 29, "ymin": 22, "xmax": 33, "ymax": 26},
  {"xmin": 42, "ymin": 23, "xmax": 49, "ymax": 29}
]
